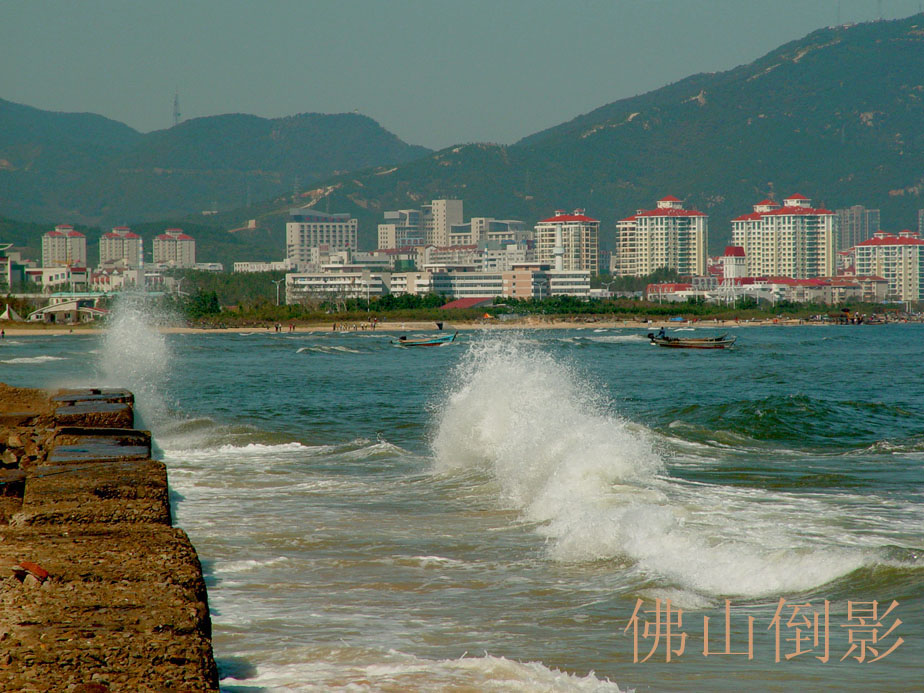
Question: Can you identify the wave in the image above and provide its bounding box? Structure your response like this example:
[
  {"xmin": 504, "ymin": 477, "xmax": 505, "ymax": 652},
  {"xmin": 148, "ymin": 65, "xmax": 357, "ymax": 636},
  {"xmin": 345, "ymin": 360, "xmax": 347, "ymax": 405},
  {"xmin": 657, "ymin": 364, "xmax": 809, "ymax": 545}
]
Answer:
[
  {"xmin": 431, "ymin": 336, "xmax": 873, "ymax": 599},
  {"xmin": 220, "ymin": 649, "xmax": 626, "ymax": 692},
  {"xmin": 0, "ymin": 355, "xmax": 66, "ymax": 364},
  {"xmin": 296, "ymin": 345, "xmax": 364, "ymax": 354}
]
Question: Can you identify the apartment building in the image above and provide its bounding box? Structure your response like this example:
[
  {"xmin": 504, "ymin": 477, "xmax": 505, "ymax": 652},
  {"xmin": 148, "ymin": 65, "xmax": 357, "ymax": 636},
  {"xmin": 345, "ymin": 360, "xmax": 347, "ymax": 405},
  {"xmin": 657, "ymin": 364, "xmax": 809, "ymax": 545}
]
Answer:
[
  {"xmin": 835, "ymin": 205, "xmax": 880, "ymax": 251},
  {"xmin": 153, "ymin": 229, "xmax": 197, "ymax": 268},
  {"xmin": 731, "ymin": 194, "xmax": 836, "ymax": 279},
  {"xmin": 535, "ymin": 209, "xmax": 599, "ymax": 272},
  {"xmin": 614, "ymin": 196, "xmax": 707, "ymax": 277},
  {"xmin": 99, "ymin": 226, "xmax": 143, "ymax": 269},
  {"xmin": 286, "ymin": 209, "xmax": 358, "ymax": 271},
  {"xmin": 42, "ymin": 225, "xmax": 87, "ymax": 268},
  {"xmin": 854, "ymin": 230, "xmax": 924, "ymax": 302}
]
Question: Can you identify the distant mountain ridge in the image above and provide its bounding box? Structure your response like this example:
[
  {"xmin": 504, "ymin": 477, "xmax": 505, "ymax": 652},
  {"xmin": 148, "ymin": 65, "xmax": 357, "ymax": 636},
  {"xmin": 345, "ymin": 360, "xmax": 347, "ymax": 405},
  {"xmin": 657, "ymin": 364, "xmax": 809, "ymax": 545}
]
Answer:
[
  {"xmin": 252, "ymin": 14, "xmax": 924, "ymax": 253},
  {"xmin": 3, "ymin": 15, "xmax": 924, "ymax": 263},
  {"xmin": 0, "ymin": 100, "xmax": 430, "ymax": 226}
]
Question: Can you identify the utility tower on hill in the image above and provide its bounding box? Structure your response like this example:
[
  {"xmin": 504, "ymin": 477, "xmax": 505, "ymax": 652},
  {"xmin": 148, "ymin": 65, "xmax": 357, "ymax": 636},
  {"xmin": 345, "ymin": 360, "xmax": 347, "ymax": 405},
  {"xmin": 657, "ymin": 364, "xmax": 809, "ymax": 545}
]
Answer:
[{"xmin": 173, "ymin": 91, "xmax": 181, "ymax": 127}]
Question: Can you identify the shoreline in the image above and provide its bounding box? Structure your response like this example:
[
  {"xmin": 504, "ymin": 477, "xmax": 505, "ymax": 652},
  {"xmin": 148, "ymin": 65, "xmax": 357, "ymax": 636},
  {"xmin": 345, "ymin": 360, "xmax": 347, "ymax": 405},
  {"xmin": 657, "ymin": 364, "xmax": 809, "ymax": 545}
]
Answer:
[
  {"xmin": 0, "ymin": 318, "xmax": 880, "ymax": 336},
  {"xmin": 0, "ymin": 317, "xmax": 894, "ymax": 336}
]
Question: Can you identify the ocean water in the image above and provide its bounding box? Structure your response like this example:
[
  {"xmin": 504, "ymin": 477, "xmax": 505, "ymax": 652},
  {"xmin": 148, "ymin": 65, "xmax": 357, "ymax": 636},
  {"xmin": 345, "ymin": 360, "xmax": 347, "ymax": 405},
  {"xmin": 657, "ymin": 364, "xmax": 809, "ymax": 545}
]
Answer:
[{"xmin": 2, "ymin": 306, "xmax": 922, "ymax": 692}]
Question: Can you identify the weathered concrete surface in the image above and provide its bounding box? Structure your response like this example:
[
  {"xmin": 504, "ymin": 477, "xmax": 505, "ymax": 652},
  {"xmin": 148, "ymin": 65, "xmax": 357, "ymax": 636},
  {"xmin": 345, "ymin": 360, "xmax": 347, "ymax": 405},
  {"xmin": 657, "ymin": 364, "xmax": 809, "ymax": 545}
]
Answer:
[{"xmin": 0, "ymin": 383, "xmax": 219, "ymax": 691}]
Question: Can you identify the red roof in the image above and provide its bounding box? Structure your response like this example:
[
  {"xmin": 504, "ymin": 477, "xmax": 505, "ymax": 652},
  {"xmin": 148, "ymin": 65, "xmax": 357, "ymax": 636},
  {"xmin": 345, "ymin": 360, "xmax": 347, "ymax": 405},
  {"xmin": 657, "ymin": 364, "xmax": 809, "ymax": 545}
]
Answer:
[
  {"xmin": 634, "ymin": 208, "xmax": 706, "ymax": 218},
  {"xmin": 66, "ymin": 230, "xmax": 85, "ymax": 237},
  {"xmin": 55, "ymin": 224, "xmax": 74, "ymax": 230},
  {"xmin": 539, "ymin": 213, "xmax": 599, "ymax": 223},
  {"xmin": 45, "ymin": 231, "xmax": 64, "ymax": 237},
  {"xmin": 784, "ymin": 193, "xmax": 808, "ymax": 200},
  {"xmin": 856, "ymin": 233, "xmax": 924, "ymax": 247},
  {"xmin": 439, "ymin": 297, "xmax": 495, "ymax": 310},
  {"xmin": 723, "ymin": 246, "xmax": 746, "ymax": 257},
  {"xmin": 735, "ymin": 205, "xmax": 832, "ymax": 219},
  {"xmin": 659, "ymin": 195, "xmax": 681, "ymax": 202},
  {"xmin": 755, "ymin": 199, "xmax": 777, "ymax": 206},
  {"xmin": 761, "ymin": 205, "xmax": 833, "ymax": 216}
]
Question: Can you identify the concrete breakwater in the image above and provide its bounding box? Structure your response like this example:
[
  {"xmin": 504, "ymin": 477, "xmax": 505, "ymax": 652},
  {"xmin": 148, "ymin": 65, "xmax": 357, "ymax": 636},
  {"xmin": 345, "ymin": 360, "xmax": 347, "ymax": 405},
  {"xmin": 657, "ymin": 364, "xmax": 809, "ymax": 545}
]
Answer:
[{"xmin": 0, "ymin": 383, "xmax": 218, "ymax": 692}]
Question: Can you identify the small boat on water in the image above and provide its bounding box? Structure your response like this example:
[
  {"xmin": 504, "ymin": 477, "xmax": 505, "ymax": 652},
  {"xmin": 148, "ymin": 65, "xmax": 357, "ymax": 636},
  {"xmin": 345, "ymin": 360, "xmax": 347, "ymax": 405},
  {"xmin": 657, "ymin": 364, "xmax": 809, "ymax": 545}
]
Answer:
[
  {"xmin": 391, "ymin": 331, "xmax": 458, "ymax": 348},
  {"xmin": 647, "ymin": 332, "xmax": 736, "ymax": 349}
]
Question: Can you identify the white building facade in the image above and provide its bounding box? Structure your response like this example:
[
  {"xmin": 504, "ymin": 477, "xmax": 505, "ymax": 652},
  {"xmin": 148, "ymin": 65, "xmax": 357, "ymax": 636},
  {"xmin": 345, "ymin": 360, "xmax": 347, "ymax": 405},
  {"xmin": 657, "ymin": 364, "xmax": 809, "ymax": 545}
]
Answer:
[
  {"xmin": 42, "ymin": 225, "xmax": 87, "ymax": 268},
  {"xmin": 535, "ymin": 210, "xmax": 599, "ymax": 272},
  {"xmin": 731, "ymin": 194, "xmax": 836, "ymax": 279},
  {"xmin": 854, "ymin": 230, "xmax": 924, "ymax": 302},
  {"xmin": 614, "ymin": 196, "xmax": 707, "ymax": 277},
  {"xmin": 152, "ymin": 229, "xmax": 196, "ymax": 268},
  {"xmin": 286, "ymin": 209, "xmax": 358, "ymax": 271},
  {"xmin": 99, "ymin": 226, "xmax": 142, "ymax": 269}
]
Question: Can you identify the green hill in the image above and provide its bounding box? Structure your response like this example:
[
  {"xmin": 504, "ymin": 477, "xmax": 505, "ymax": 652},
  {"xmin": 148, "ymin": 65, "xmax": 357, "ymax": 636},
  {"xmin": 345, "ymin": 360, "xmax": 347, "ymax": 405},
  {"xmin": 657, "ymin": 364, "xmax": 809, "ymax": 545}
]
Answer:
[
  {"xmin": 0, "ymin": 104, "xmax": 430, "ymax": 227},
  {"xmin": 4, "ymin": 15, "xmax": 924, "ymax": 264},
  {"xmin": 232, "ymin": 15, "xmax": 924, "ymax": 253}
]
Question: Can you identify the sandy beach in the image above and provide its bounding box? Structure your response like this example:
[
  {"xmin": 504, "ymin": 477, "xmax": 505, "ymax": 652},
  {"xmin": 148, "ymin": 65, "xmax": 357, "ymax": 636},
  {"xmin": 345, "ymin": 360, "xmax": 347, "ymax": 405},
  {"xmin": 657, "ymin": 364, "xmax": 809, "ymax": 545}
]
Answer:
[{"xmin": 0, "ymin": 316, "xmax": 811, "ymax": 337}]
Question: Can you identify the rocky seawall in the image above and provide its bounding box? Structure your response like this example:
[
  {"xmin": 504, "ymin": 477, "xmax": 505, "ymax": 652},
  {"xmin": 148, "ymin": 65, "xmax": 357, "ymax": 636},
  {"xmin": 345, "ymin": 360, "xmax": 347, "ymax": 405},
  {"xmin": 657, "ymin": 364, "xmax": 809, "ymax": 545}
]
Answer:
[{"xmin": 0, "ymin": 383, "xmax": 219, "ymax": 692}]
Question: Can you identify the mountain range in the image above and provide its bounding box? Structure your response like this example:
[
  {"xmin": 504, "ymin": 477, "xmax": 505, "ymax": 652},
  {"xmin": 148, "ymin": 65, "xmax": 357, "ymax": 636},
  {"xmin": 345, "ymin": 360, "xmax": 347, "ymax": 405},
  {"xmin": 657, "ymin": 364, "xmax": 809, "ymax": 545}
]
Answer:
[
  {"xmin": 2, "ymin": 14, "xmax": 924, "ymax": 263},
  {"xmin": 0, "ymin": 102, "xmax": 429, "ymax": 227}
]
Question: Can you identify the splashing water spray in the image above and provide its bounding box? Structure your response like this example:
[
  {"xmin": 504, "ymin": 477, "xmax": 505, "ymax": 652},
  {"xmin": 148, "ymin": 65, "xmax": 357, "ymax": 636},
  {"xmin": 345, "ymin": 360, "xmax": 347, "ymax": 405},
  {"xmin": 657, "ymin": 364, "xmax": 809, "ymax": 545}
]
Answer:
[{"xmin": 98, "ymin": 292, "xmax": 175, "ymax": 429}]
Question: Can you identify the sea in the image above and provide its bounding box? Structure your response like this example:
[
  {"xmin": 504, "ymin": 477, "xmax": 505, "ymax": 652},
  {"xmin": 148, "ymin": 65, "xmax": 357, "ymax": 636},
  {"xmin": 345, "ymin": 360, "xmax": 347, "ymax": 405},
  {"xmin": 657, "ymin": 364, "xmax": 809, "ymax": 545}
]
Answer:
[{"xmin": 1, "ymin": 301, "xmax": 922, "ymax": 692}]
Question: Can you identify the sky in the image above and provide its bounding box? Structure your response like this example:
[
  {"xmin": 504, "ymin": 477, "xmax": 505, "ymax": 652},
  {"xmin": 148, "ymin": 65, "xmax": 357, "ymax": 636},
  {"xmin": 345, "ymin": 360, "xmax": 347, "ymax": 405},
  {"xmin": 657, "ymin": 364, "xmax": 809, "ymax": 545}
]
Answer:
[{"xmin": 2, "ymin": 0, "xmax": 923, "ymax": 150}]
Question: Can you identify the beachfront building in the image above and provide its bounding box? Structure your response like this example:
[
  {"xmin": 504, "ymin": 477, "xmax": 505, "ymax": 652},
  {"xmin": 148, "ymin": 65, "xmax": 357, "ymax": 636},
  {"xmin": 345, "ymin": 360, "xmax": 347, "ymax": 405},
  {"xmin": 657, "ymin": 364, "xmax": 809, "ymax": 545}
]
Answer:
[
  {"xmin": 285, "ymin": 268, "xmax": 390, "ymax": 305},
  {"xmin": 233, "ymin": 260, "xmax": 292, "ymax": 273},
  {"xmin": 854, "ymin": 230, "xmax": 924, "ymax": 302},
  {"xmin": 99, "ymin": 226, "xmax": 143, "ymax": 269},
  {"xmin": 731, "ymin": 194, "xmax": 836, "ymax": 279},
  {"xmin": 152, "ymin": 229, "xmax": 196, "ymax": 268},
  {"xmin": 535, "ymin": 209, "xmax": 599, "ymax": 273},
  {"xmin": 286, "ymin": 209, "xmax": 358, "ymax": 271},
  {"xmin": 42, "ymin": 225, "xmax": 87, "ymax": 268},
  {"xmin": 431, "ymin": 266, "xmax": 591, "ymax": 300},
  {"xmin": 836, "ymin": 205, "xmax": 880, "ymax": 251},
  {"xmin": 390, "ymin": 271, "xmax": 433, "ymax": 296},
  {"xmin": 614, "ymin": 197, "xmax": 707, "ymax": 277}
]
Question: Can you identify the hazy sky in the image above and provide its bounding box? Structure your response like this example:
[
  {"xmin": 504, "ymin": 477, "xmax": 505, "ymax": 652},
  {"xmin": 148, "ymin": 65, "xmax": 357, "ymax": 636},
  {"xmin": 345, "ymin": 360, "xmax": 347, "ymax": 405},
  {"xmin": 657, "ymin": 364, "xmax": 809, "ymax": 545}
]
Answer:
[{"xmin": 2, "ymin": 0, "xmax": 922, "ymax": 149}]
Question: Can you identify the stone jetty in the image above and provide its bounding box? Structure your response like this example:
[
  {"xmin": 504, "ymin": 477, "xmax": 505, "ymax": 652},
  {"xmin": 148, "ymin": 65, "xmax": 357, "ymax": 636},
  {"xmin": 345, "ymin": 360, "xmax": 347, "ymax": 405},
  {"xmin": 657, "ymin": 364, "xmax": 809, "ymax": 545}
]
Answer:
[{"xmin": 0, "ymin": 383, "xmax": 218, "ymax": 692}]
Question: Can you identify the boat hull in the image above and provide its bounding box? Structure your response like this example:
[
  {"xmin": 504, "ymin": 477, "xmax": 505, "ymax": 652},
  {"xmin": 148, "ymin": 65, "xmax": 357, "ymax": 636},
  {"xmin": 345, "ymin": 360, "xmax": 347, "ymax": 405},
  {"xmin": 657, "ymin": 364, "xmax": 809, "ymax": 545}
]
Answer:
[{"xmin": 391, "ymin": 331, "xmax": 458, "ymax": 347}]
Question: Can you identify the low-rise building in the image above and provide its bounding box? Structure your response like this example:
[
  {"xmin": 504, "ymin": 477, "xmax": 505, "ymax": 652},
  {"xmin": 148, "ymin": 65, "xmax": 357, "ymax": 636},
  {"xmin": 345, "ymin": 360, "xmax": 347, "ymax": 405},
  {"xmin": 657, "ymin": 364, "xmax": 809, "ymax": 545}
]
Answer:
[
  {"xmin": 233, "ymin": 260, "xmax": 292, "ymax": 273},
  {"xmin": 285, "ymin": 268, "xmax": 390, "ymax": 304}
]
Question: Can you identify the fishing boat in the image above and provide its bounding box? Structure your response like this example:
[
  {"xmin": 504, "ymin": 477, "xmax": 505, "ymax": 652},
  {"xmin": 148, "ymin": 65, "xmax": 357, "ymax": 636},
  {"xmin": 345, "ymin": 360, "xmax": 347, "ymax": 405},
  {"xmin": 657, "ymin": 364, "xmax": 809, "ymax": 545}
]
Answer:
[
  {"xmin": 647, "ymin": 332, "xmax": 736, "ymax": 349},
  {"xmin": 391, "ymin": 331, "xmax": 458, "ymax": 347}
]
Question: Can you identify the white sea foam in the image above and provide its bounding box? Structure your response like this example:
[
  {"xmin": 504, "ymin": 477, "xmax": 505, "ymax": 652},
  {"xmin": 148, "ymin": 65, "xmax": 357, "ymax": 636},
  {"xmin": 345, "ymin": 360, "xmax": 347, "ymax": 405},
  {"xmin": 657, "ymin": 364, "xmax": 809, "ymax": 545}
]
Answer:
[
  {"xmin": 221, "ymin": 650, "xmax": 627, "ymax": 692},
  {"xmin": 0, "ymin": 355, "xmax": 66, "ymax": 364},
  {"xmin": 432, "ymin": 336, "xmax": 869, "ymax": 598}
]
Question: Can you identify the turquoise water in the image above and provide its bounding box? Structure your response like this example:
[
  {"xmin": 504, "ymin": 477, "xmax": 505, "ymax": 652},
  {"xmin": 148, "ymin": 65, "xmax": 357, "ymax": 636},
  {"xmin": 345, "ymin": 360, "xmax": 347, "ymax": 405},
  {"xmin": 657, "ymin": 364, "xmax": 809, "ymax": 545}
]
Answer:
[{"xmin": 2, "ymin": 314, "xmax": 922, "ymax": 691}]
